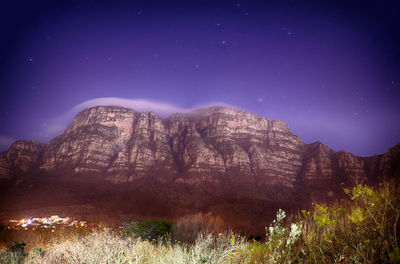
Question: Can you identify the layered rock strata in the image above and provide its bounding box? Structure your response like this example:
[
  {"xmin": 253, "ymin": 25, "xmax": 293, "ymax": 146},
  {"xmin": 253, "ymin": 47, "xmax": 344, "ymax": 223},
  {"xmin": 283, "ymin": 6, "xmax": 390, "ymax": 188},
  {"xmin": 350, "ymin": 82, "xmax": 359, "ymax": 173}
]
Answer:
[{"xmin": 1, "ymin": 106, "xmax": 399, "ymax": 202}]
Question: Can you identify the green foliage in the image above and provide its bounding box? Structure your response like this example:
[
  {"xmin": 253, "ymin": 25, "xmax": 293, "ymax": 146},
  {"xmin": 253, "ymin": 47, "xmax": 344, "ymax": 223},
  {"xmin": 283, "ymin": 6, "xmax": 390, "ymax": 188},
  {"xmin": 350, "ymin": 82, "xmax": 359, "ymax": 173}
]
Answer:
[
  {"xmin": 30, "ymin": 247, "xmax": 45, "ymax": 257},
  {"xmin": 9, "ymin": 241, "xmax": 26, "ymax": 256},
  {"xmin": 122, "ymin": 220, "xmax": 172, "ymax": 242},
  {"xmin": 226, "ymin": 180, "xmax": 400, "ymax": 263},
  {"xmin": 313, "ymin": 203, "xmax": 336, "ymax": 227},
  {"xmin": 227, "ymin": 209, "xmax": 303, "ymax": 263},
  {"xmin": 297, "ymin": 180, "xmax": 400, "ymax": 263},
  {"xmin": 243, "ymin": 241, "xmax": 270, "ymax": 263}
]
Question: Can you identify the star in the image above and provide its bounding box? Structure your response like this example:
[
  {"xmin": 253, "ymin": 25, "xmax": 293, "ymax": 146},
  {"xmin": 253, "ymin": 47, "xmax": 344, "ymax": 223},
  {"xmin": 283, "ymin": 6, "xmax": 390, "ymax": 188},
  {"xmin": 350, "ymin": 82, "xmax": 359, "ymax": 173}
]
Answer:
[{"xmin": 28, "ymin": 58, "xmax": 33, "ymax": 62}]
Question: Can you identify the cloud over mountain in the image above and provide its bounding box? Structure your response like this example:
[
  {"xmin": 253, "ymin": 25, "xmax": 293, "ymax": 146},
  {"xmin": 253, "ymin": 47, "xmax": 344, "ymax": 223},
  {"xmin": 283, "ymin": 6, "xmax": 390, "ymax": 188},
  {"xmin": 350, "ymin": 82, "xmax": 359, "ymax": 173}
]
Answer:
[{"xmin": 45, "ymin": 97, "xmax": 232, "ymax": 139}]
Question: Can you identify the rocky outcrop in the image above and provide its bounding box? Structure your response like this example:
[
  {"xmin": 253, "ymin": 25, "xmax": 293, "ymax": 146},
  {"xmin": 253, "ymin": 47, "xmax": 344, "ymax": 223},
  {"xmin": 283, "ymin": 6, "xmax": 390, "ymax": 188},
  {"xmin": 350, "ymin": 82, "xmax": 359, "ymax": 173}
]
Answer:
[
  {"xmin": 0, "ymin": 106, "xmax": 399, "ymax": 205},
  {"xmin": 41, "ymin": 107, "xmax": 137, "ymax": 174},
  {"xmin": 302, "ymin": 142, "xmax": 335, "ymax": 184},
  {"xmin": 0, "ymin": 140, "xmax": 44, "ymax": 180},
  {"xmin": 166, "ymin": 107, "xmax": 304, "ymax": 188},
  {"xmin": 33, "ymin": 106, "xmax": 307, "ymax": 189},
  {"xmin": 363, "ymin": 143, "xmax": 400, "ymax": 183}
]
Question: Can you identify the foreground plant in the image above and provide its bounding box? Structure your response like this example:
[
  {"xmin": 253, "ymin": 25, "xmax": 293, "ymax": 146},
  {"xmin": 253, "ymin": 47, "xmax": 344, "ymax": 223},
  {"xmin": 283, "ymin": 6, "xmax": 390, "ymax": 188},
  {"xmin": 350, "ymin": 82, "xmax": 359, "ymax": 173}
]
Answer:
[
  {"xmin": 227, "ymin": 180, "xmax": 400, "ymax": 264},
  {"xmin": 229, "ymin": 209, "xmax": 303, "ymax": 263},
  {"xmin": 298, "ymin": 180, "xmax": 400, "ymax": 263}
]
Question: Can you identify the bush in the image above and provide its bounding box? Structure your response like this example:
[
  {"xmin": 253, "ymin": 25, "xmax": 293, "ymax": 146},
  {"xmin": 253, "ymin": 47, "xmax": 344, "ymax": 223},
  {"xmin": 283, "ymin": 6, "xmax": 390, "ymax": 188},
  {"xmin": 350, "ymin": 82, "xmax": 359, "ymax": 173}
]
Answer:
[
  {"xmin": 9, "ymin": 241, "xmax": 26, "ymax": 255},
  {"xmin": 228, "ymin": 180, "xmax": 400, "ymax": 263},
  {"xmin": 295, "ymin": 181, "xmax": 400, "ymax": 263},
  {"xmin": 172, "ymin": 212, "xmax": 226, "ymax": 244},
  {"xmin": 121, "ymin": 220, "xmax": 172, "ymax": 242},
  {"xmin": 230, "ymin": 209, "xmax": 303, "ymax": 263}
]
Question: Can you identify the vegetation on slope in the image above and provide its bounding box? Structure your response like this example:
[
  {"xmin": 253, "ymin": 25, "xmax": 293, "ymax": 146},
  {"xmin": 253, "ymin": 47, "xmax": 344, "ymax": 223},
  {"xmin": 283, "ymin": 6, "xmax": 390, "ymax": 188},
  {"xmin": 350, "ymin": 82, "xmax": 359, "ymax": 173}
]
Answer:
[{"xmin": 0, "ymin": 181, "xmax": 399, "ymax": 263}]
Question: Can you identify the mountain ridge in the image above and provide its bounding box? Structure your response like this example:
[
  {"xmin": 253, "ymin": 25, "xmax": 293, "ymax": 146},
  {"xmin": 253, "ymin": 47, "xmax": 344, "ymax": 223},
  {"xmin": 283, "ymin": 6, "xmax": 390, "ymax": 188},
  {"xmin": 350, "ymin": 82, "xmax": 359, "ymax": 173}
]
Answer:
[{"xmin": 0, "ymin": 105, "xmax": 399, "ymax": 231}]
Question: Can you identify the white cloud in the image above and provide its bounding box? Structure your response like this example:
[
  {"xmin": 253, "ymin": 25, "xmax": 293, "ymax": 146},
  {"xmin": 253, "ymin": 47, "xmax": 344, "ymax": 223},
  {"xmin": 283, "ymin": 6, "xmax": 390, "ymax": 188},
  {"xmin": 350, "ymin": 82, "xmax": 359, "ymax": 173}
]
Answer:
[
  {"xmin": 45, "ymin": 97, "xmax": 231, "ymax": 139},
  {"xmin": 0, "ymin": 135, "xmax": 15, "ymax": 151},
  {"xmin": 69, "ymin": 97, "xmax": 231, "ymax": 116}
]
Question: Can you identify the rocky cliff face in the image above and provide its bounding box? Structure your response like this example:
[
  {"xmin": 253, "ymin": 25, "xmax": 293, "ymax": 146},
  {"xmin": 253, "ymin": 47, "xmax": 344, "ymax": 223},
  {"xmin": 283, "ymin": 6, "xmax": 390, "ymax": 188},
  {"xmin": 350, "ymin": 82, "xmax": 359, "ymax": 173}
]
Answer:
[
  {"xmin": 26, "ymin": 106, "xmax": 306, "ymax": 189},
  {"xmin": 0, "ymin": 140, "xmax": 44, "ymax": 180},
  {"xmin": 1, "ymin": 106, "xmax": 399, "ymax": 225}
]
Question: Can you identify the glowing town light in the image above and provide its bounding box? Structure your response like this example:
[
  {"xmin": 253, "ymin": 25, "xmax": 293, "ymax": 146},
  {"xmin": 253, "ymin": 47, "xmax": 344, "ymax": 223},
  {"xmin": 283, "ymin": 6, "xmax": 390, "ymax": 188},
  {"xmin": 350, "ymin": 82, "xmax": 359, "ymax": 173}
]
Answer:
[{"xmin": 6, "ymin": 215, "xmax": 105, "ymax": 231}]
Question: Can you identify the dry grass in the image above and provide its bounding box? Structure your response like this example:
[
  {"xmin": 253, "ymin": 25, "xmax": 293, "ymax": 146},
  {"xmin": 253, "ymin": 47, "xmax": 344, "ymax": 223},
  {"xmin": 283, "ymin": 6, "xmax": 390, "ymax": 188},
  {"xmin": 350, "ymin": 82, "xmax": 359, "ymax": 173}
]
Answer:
[
  {"xmin": 0, "ymin": 231, "xmax": 246, "ymax": 264},
  {"xmin": 172, "ymin": 212, "xmax": 226, "ymax": 244}
]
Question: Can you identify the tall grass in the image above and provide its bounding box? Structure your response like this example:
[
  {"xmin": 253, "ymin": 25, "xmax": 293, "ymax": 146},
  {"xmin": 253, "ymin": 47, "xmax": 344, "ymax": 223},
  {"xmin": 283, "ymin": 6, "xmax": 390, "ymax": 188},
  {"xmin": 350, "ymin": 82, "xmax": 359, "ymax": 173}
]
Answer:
[
  {"xmin": 1, "ymin": 231, "xmax": 246, "ymax": 264},
  {"xmin": 0, "ymin": 180, "xmax": 399, "ymax": 263},
  {"xmin": 172, "ymin": 212, "xmax": 226, "ymax": 244}
]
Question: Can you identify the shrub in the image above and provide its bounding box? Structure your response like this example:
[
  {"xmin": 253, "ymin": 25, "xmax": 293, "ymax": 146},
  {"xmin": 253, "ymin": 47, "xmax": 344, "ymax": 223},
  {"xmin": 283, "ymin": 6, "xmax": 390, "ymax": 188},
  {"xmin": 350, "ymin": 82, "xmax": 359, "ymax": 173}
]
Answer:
[
  {"xmin": 172, "ymin": 212, "xmax": 226, "ymax": 244},
  {"xmin": 228, "ymin": 180, "xmax": 400, "ymax": 264},
  {"xmin": 9, "ymin": 241, "xmax": 26, "ymax": 255},
  {"xmin": 121, "ymin": 220, "xmax": 172, "ymax": 242},
  {"xmin": 297, "ymin": 180, "xmax": 400, "ymax": 263},
  {"xmin": 231, "ymin": 209, "xmax": 303, "ymax": 263}
]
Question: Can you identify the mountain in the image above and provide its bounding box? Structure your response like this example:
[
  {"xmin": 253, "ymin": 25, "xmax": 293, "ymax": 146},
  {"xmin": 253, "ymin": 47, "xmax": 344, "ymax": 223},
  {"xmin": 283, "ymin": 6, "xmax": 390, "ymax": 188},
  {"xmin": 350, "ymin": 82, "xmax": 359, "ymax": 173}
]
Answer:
[{"xmin": 1, "ymin": 106, "xmax": 399, "ymax": 232}]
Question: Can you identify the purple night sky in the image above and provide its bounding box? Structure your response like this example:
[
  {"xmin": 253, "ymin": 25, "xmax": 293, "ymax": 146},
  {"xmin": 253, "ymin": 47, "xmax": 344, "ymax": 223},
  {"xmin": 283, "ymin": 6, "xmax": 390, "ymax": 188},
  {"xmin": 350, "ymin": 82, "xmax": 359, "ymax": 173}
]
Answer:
[{"xmin": 0, "ymin": 0, "xmax": 399, "ymax": 156}]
